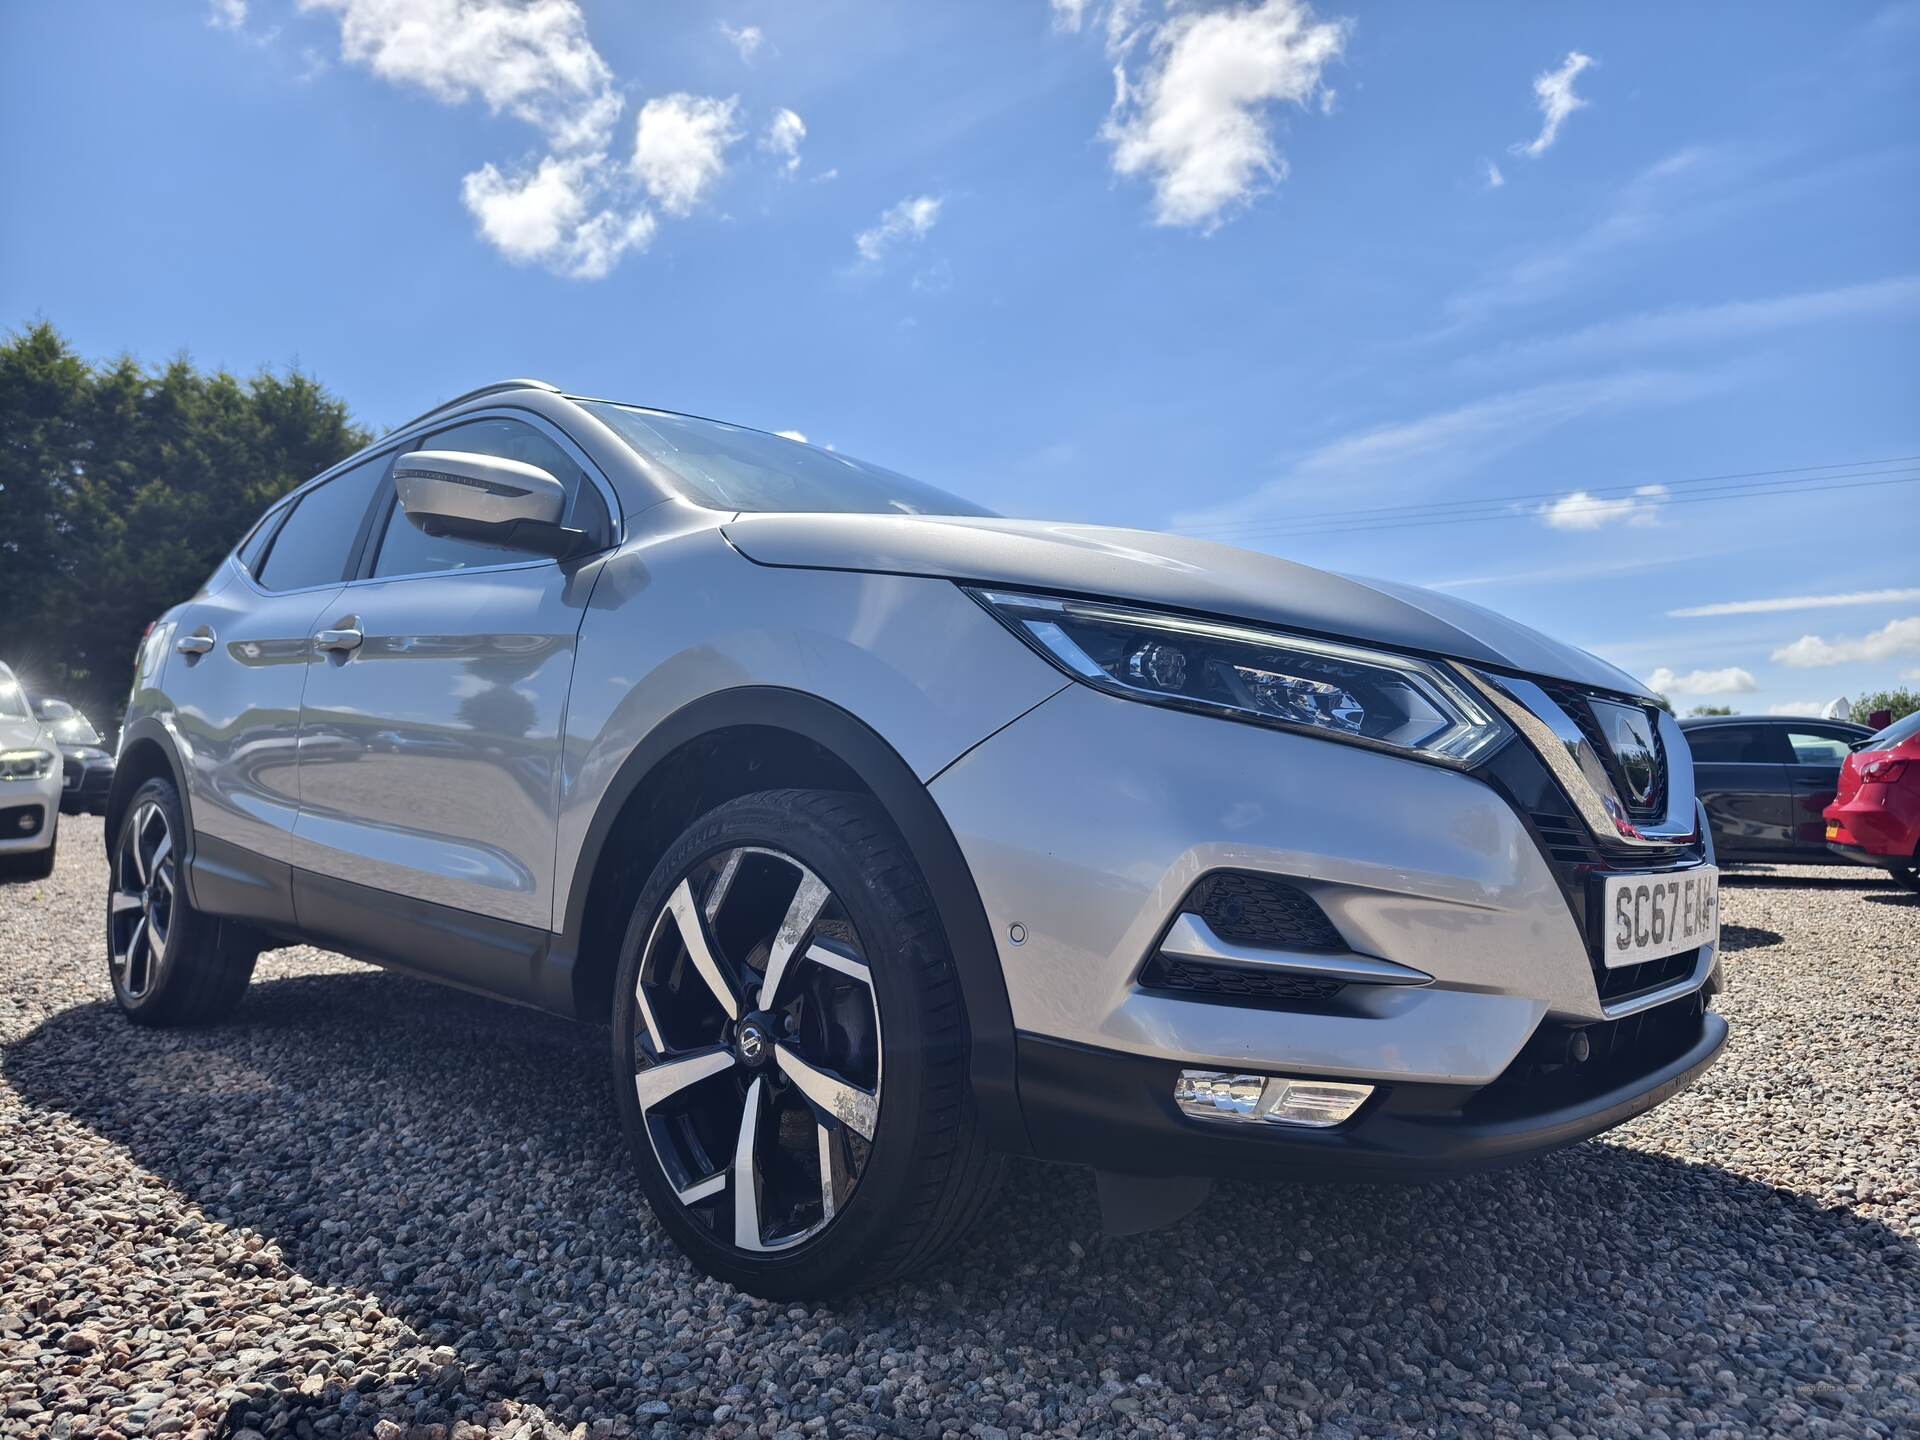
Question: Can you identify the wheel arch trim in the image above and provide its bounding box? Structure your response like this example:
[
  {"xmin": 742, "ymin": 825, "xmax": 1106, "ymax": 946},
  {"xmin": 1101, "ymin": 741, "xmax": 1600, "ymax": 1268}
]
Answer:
[{"xmin": 555, "ymin": 685, "xmax": 1030, "ymax": 1152}]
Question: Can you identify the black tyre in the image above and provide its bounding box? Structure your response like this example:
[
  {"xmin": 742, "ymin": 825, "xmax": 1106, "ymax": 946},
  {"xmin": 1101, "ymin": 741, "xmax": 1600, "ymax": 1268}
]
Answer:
[
  {"xmin": 611, "ymin": 788, "xmax": 1001, "ymax": 1297},
  {"xmin": 1892, "ymin": 862, "xmax": 1919, "ymax": 894},
  {"xmin": 106, "ymin": 778, "xmax": 258, "ymax": 1026}
]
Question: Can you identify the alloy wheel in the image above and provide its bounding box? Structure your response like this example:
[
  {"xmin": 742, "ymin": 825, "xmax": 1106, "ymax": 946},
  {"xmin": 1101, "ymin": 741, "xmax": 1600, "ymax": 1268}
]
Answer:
[
  {"xmin": 110, "ymin": 801, "xmax": 176, "ymax": 1002},
  {"xmin": 631, "ymin": 846, "xmax": 882, "ymax": 1252}
]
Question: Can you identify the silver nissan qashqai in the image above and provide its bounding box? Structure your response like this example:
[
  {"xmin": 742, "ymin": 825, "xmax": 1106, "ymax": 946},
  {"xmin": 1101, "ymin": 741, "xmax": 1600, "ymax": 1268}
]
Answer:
[{"xmin": 109, "ymin": 379, "xmax": 1727, "ymax": 1296}]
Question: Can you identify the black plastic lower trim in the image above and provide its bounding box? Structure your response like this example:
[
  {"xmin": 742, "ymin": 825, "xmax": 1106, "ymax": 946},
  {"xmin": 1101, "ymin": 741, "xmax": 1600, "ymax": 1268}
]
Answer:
[
  {"xmin": 1014, "ymin": 1008, "xmax": 1727, "ymax": 1181},
  {"xmin": 189, "ymin": 832, "xmax": 296, "ymax": 928},
  {"xmin": 290, "ymin": 867, "xmax": 554, "ymax": 1010}
]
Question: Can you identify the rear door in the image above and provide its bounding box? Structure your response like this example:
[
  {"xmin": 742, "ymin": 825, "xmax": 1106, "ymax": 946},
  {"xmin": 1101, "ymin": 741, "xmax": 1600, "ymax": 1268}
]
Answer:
[
  {"xmin": 288, "ymin": 412, "xmax": 615, "ymax": 948},
  {"xmin": 1684, "ymin": 722, "xmax": 1793, "ymax": 859},
  {"xmin": 169, "ymin": 452, "xmax": 388, "ymax": 920},
  {"xmin": 1780, "ymin": 724, "xmax": 1861, "ymax": 856}
]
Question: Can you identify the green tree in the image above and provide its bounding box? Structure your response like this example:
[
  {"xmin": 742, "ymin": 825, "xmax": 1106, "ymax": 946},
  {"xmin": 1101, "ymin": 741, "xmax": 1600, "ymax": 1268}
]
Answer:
[
  {"xmin": 1854, "ymin": 687, "xmax": 1919, "ymax": 726},
  {"xmin": 0, "ymin": 322, "xmax": 367, "ymax": 724},
  {"xmin": 1650, "ymin": 692, "xmax": 1674, "ymax": 716},
  {"xmin": 1688, "ymin": 704, "xmax": 1736, "ymax": 717}
]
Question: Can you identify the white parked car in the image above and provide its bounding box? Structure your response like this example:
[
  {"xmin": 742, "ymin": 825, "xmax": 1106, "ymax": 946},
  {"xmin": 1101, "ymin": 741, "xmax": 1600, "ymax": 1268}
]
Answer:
[{"xmin": 0, "ymin": 662, "xmax": 62, "ymax": 879}]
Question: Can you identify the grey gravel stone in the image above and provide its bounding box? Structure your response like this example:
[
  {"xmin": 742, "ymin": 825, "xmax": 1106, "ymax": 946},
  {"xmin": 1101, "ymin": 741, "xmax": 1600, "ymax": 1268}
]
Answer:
[{"xmin": 2, "ymin": 821, "xmax": 1916, "ymax": 1437}]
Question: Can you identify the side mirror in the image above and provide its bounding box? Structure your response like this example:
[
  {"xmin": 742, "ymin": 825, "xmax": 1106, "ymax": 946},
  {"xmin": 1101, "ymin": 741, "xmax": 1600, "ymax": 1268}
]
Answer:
[{"xmin": 393, "ymin": 450, "xmax": 591, "ymax": 559}]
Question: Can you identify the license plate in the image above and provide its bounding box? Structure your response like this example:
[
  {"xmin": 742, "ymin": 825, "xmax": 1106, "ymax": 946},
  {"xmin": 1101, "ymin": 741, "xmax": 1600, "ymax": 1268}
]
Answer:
[{"xmin": 1601, "ymin": 866, "xmax": 1719, "ymax": 969}]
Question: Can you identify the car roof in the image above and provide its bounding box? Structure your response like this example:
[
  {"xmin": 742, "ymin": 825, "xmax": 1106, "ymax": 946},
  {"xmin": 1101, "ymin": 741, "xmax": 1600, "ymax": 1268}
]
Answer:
[{"xmin": 1677, "ymin": 714, "xmax": 1867, "ymax": 729}]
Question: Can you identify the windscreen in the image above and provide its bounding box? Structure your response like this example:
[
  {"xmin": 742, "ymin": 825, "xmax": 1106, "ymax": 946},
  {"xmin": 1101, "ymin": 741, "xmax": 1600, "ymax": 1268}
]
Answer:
[
  {"xmin": 50, "ymin": 714, "xmax": 103, "ymax": 745},
  {"xmin": 581, "ymin": 401, "xmax": 994, "ymax": 517}
]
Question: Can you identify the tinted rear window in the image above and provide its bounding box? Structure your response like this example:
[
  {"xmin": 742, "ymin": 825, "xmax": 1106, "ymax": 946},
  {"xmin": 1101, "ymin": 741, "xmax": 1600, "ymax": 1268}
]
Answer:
[{"xmin": 1863, "ymin": 710, "xmax": 1920, "ymax": 750}]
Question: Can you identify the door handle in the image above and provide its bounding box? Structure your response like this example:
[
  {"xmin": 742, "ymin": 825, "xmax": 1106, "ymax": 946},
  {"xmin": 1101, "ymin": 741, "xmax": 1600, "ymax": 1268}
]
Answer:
[
  {"xmin": 175, "ymin": 632, "xmax": 215, "ymax": 656},
  {"xmin": 314, "ymin": 627, "xmax": 364, "ymax": 654}
]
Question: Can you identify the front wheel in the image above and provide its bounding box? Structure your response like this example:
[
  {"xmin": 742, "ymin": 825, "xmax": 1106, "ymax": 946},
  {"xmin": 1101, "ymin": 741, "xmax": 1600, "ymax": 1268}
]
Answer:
[
  {"xmin": 107, "ymin": 778, "xmax": 258, "ymax": 1025},
  {"xmin": 611, "ymin": 789, "xmax": 1001, "ymax": 1297},
  {"xmin": 1891, "ymin": 862, "xmax": 1919, "ymax": 894}
]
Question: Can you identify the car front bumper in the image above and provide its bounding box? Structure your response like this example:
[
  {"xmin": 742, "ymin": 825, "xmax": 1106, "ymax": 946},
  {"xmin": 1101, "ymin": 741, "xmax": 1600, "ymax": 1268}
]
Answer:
[
  {"xmin": 0, "ymin": 767, "xmax": 62, "ymax": 854},
  {"xmin": 60, "ymin": 754, "xmax": 115, "ymax": 812},
  {"xmin": 931, "ymin": 682, "xmax": 1723, "ymax": 1177}
]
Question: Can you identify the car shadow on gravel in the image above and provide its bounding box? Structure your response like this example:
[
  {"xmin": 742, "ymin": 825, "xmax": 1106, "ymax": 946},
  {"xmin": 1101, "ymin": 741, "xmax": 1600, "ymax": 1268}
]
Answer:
[
  {"xmin": 1717, "ymin": 923, "xmax": 1783, "ymax": 952},
  {"xmin": 9, "ymin": 967, "xmax": 1917, "ymax": 1436}
]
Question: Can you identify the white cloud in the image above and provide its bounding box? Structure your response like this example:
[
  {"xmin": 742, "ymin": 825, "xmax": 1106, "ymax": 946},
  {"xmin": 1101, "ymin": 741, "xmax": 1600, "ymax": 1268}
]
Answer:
[
  {"xmin": 1767, "ymin": 700, "xmax": 1833, "ymax": 716},
  {"xmin": 1471, "ymin": 274, "xmax": 1920, "ymax": 373},
  {"xmin": 1172, "ymin": 367, "xmax": 1729, "ymax": 533},
  {"xmin": 632, "ymin": 94, "xmax": 742, "ymax": 215},
  {"xmin": 1670, "ymin": 588, "xmax": 1920, "ymax": 619},
  {"xmin": 1512, "ymin": 50, "xmax": 1593, "ymax": 159},
  {"xmin": 720, "ymin": 21, "xmax": 764, "ymax": 62},
  {"xmin": 299, "ymin": 0, "xmax": 753, "ymax": 278},
  {"xmin": 208, "ymin": 0, "xmax": 247, "ymax": 30},
  {"xmin": 775, "ymin": 430, "xmax": 808, "ymax": 443},
  {"xmin": 1483, "ymin": 160, "xmax": 1505, "ymax": 190},
  {"xmin": 1772, "ymin": 616, "xmax": 1920, "ymax": 668},
  {"xmin": 762, "ymin": 108, "xmax": 806, "ymax": 175},
  {"xmin": 461, "ymin": 156, "xmax": 655, "ymax": 279},
  {"xmin": 856, "ymin": 195, "xmax": 943, "ymax": 264},
  {"xmin": 1050, "ymin": 0, "xmax": 1093, "ymax": 32},
  {"xmin": 300, "ymin": 0, "xmax": 622, "ymax": 152},
  {"xmin": 1539, "ymin": 484, "xmax": 1667, "ymax": 531},
  {"xmin": 1905, "ymin": 667, "xmax": 1920, "ymax": 682},
  {"xmin": 1100, "ymin": 0, "xmax": 1349, "ymax": 229},
  {"xmin": 1645, "ymin": 666, "xmax": 1759, "ymax": 697}
]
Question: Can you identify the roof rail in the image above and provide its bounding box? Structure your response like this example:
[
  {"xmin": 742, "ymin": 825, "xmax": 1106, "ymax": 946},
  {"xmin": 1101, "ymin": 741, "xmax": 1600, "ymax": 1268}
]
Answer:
[{"xmin": 395, "ymin": 378, "xmax": 563, "ymax": 433}]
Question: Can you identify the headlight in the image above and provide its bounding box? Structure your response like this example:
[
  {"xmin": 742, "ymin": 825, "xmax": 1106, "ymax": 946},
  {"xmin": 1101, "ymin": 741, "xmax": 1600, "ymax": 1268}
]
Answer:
[
  {"xmin": 968, "ymin": 589, "xmax": 1511, "ymax": 767},
  {"xmin": 69, "ymin": 747, "xmax": 109, "ymax": 764},
  {"xmin": 0, "ymin": 749, "xmax": 56, "ymax": 781}
]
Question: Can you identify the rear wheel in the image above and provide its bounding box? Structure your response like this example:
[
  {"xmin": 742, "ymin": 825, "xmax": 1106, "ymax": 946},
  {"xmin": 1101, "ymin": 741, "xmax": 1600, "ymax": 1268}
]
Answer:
[
  {"xmin": 611, "ymin": 789, "xmax": 1001, "ymax": 1297},
  {"xmin": 107, "ymin": 778, "xmax": 258, "ymax": 1026},
  {"xmin": 1892, "ymin": 862, "xmax": 1919, "ymax": 894}
]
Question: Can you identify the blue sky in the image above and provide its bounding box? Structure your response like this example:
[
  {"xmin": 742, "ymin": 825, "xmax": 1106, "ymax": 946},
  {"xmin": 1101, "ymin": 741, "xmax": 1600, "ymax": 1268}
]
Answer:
[{"xmin": 4, "ymin": 0, "xmax": 1917, "ymax": 716}]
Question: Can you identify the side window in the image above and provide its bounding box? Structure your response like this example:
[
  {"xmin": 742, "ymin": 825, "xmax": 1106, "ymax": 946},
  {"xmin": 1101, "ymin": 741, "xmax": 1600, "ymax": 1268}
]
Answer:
[
  {"xmin": 255, "ymin": 456, "xmax": 387, "ymax": 592},
  {"xmin": 370, "ymin": 416, "xmax": 608, "ymax": 579},
  {"xmin": 237, "ymin": 504, "xmax": 285, "ymax": 575},
  {"xmin": 1683, "ymin": 725, "xmax": 1783, "ymax": 764},
  {"xmin": 1784, "ymin": 729, "xmax": 1854, "ymax": 766}
]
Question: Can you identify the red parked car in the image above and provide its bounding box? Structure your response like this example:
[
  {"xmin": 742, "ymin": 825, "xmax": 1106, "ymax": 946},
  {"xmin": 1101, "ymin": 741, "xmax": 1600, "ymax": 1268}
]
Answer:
[{"xmin": 1824, "ymin": 709, "xmax": 1920, "ymax": 891}]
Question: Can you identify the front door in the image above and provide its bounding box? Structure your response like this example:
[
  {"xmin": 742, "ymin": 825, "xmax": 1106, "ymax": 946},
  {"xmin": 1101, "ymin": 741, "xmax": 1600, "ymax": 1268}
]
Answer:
[{"xmin": 288, "ymin": 413, "xmax": 614, "ymax": 934}]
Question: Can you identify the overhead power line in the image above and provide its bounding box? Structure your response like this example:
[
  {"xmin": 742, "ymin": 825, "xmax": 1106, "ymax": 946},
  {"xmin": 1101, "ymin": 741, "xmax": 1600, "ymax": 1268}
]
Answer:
[{"xmin": 1172, "ymin": 456, "xmax": 1920, "ymax": 542}]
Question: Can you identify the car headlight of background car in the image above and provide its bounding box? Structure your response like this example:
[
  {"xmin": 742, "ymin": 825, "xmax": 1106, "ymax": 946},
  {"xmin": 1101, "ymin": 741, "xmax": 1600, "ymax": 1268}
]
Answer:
[
  {"xmin": 0, "ymin": 749, "xmax": 57, "ymax": 781},
  {"xmin": 64, "ymin": 747, "xmax": 111, "ymax": 765},
  {"xmin": 968, "ymin": 589, "xmax": 1511, "ymax": 767}
]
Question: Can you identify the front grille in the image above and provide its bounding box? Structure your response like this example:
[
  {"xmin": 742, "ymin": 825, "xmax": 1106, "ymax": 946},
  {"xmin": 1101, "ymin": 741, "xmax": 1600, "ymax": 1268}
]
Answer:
[
  {"xmin": 0, "ymin": 802, "xmax": 46, "ymax": 839},
  {"xmin": 1596, "ymin": 948, "xmax": 1699, "ymax": 1004},
  {"xmin": 1537, "ymin": 680, "xmax": 1667, "ymax": 822},
  {"xmin": 1186, "ymin": 871, "xmax": 1342, "ymax": 952},
  {"xmin": 1138, "ymin": 954, "xmax": 1344, "ymax": 1004}
]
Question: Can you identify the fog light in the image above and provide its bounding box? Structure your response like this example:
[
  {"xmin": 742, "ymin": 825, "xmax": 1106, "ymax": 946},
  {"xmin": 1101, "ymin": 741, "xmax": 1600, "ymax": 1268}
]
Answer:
[{"xmin": 1174, "ymin": 1070, "xmax": 1373, "ymax": 1128}]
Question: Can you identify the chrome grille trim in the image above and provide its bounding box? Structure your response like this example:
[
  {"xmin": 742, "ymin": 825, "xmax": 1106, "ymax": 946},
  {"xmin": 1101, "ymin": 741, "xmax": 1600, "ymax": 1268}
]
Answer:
[{"xmin": 1458, "ymin": 667, "xmax": 1699, "ymax": 851}]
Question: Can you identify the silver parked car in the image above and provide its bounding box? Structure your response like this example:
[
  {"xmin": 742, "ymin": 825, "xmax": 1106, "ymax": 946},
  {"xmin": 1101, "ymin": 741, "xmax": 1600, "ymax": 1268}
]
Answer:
[{"xmin": 110, "ymin": 380, "xmax": 1727, "ymax": 1295}]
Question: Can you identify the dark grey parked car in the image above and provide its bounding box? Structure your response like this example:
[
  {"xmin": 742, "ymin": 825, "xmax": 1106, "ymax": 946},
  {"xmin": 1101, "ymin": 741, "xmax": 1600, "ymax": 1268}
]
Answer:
[{"xmin": 1679, "ymin": 715, "xmax": 1871, "ymax": 863}]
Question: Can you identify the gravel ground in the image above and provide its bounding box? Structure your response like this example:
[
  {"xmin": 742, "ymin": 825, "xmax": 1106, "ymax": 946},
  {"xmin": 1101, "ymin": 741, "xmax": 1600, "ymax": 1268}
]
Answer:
[{"xmin": 2, "ymin": 818, "xmax": 1916, "ymax": 1439}]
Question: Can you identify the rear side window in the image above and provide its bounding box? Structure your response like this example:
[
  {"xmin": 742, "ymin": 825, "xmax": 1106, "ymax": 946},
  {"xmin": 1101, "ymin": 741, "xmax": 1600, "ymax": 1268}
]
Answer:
[
  {"xmin": 369, "ymin": 416, "xmax": 609, "ymax": 579},
  {"xmin": 1784, "ymin": 728, "xmax": 1855, "ymax": 765},
  {"xmin": 237, "ymin": 505, "xmax": 284, "ymax": 575},
  {"xmin": 1683, "ymin": 725, "xmax": 1784, "ymax": 764},
  {"xmin": 255, "ymin": 455, "xmax": 387, "ymax": 592}
]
